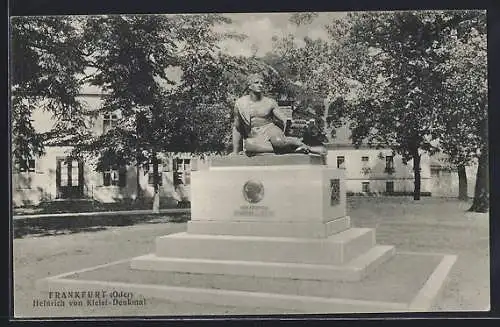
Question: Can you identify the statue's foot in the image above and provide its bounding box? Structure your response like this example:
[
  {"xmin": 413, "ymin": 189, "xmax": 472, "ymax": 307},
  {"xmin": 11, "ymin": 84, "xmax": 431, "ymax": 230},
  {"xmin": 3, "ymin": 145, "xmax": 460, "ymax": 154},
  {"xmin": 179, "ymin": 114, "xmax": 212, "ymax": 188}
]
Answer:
[
  {"xmin": 229, "ymin": 151, "xmax": 246, "ymax": 156},
  {"xmin": 309, "ymin": 146, "xmax": 327, "ymax": 156},
  {"xmin": 294, "ymin": 145, "xmax": 311, "ymax": 154}
]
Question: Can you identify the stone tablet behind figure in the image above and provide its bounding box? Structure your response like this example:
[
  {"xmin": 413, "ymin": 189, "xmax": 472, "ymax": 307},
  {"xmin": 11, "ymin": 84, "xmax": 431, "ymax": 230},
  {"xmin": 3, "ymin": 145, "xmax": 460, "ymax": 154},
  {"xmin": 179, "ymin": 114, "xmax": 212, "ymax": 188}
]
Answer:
[{"xmin": 232, "ymin": 74, "xmax": 326, "ymax": 156}]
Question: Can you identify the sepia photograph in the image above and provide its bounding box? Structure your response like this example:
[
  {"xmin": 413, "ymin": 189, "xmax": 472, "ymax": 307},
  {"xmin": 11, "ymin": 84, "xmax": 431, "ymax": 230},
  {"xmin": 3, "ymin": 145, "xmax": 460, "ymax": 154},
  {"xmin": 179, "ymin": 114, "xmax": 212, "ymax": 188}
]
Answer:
[{"xmin": 10, "ymin": 11, "xmax": 490, "ymax": 318}]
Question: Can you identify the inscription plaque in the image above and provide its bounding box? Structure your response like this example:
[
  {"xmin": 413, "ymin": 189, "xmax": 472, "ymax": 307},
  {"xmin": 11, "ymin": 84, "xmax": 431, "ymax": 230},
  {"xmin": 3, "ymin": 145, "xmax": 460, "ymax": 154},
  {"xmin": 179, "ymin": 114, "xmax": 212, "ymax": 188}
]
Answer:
[{"xmin": 330, "ymin": 179, "xmax": 340, "ymax": 206}]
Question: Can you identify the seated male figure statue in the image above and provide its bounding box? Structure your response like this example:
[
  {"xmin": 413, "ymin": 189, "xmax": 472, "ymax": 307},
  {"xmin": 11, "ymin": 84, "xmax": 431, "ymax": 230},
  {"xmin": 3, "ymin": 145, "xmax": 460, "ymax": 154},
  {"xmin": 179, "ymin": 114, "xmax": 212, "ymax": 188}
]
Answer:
[{"xmin": 232, "ymin": 74, "xmax": 326, "ymax": 156}]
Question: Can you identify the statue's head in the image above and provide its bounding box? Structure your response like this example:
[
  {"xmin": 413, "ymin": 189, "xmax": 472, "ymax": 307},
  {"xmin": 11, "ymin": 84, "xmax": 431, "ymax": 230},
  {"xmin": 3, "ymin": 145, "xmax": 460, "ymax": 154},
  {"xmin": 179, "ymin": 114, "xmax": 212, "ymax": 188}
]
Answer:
[{"xmin": 247, "ymin": 73, "xmax": 265, "ymax": 94}]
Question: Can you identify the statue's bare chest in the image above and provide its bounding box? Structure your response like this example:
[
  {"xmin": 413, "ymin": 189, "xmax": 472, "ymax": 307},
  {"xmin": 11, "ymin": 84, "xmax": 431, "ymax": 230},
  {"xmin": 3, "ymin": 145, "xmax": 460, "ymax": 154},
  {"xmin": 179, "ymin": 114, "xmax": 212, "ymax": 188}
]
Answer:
[{"xmin": 242, "ymin": 98, "xmax": 274, "ymax": 118}]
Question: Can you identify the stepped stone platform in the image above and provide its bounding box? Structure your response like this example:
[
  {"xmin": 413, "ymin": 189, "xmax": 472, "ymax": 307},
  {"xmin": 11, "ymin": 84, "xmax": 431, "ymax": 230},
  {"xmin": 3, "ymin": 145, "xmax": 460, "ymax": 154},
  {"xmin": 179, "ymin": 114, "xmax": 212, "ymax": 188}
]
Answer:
[{"xmin": 36, "ymin": 154, "xmax": 457, "ymax": 314}]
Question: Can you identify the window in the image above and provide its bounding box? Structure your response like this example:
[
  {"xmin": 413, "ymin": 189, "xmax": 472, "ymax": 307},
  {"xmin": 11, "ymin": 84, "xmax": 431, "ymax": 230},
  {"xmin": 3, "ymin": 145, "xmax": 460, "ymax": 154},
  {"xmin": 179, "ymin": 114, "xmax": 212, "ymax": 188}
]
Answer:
[
  {"xmin": 70, "ymin": 160, "xmax": 80, "ymax": 186},
  {"xmin": 103, "ymin": 113, "xmax": 119, "ymax": 133},
  {"xmin": 18, "ymin": 159, "xmax": 35, "ymax": 173},
  {"xmin": 361, "ymin": 156, "xmax": 369, "ymax": 174},
  {"xmin": 103, "ymin": 166, "xmax": 126, "ymax": 187},
  {"xmin": 173, "ymin": 158, "xmax": 198, "ymax": 171},
  {"xmin": 148, "ymin": 172, "xmax": 163, "ymax": 186},
  {"xmin": 60, "ymin": 161, "xmax": 69, "ymax": 186},
  {"xmin": 385, "ymin": 156, "xmax": 394, "ymax": 174},
  {"xmin": 173, "ymin": 158, "xmax": 198, "ymax": 185},
  {"xmin": 175, "ymin": 158, "xmax": 191, "ymax": 171},
  {"xmin": 336, "ymin": 156, "xmax": 345, "ymax": 169},
  {"xmin": 58, "ymin": 159, "xmax": 81, "ymax": 187},
  {"xmin": 362, "ymin": 182, "xmax": 370, "ymax": 193},
  {"xmin": 386, "ymin": 181, "xmax": 394, "ymax": 193},
  {"xmin": 147, "ymin": 160, "xmax": 163, "ymax": 186}
]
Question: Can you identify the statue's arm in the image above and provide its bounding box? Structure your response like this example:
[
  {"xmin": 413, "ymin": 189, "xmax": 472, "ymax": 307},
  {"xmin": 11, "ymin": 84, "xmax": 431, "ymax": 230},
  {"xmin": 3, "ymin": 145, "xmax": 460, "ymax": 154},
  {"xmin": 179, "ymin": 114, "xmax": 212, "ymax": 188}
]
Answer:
[{"xmin": 232, "ymin": 103, "xmax": 243, "ymax": 154}]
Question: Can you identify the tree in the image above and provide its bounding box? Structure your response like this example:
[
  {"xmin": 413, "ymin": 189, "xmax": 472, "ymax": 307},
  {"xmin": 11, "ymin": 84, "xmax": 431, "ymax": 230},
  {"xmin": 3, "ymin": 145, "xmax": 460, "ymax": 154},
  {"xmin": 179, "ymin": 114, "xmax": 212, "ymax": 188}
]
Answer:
[
  {"xmin": 262, "ymin": 11, "xmax": 488, "ymax": 207},
  {"xmin": 266, "ymin": 15, "xmax": 367, "ymax": 141},
  {"xmin": 327, "ymin": 11, "xmax": 488, "ymax": 201},
  {"xmin": 434, "ymin": 11, "xmax": 488, "ymax": 209},
  {"xmin": 71, "ymin": 15, "xmax": 181, "ymax": 211},
  {"xmin": 73, "ymin": 14, "xmax": 254, "ymax": 211},
  {"xmin": 10, "ymin": 16, "xmax": 87, "ymax": 163},
  {"xmin": 289, "ymin": 12, "xmax": 319, "ymax": 26}
]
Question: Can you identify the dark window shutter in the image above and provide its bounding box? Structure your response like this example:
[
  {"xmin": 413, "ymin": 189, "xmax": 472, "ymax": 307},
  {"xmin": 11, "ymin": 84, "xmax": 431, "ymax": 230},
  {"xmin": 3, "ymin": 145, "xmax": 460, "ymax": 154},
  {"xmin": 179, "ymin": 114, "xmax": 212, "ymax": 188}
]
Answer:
[
  {"xmin": 28, "ymin": 160, "xmax": 36, "ymax": 172},
  {"xmin": 18, "ymin": 160, "xmax": 27, "ymax": 172},
  {"xmin": 103, "ymin": 172, "xmax": 111, "ymax": 186},
  {"xmin": 118, "ymin": 169, "xmax": 127, "ymax": 187},
  {"xmin": 174, "ymin": 171, "xmax": 183, "ymax": 185}
]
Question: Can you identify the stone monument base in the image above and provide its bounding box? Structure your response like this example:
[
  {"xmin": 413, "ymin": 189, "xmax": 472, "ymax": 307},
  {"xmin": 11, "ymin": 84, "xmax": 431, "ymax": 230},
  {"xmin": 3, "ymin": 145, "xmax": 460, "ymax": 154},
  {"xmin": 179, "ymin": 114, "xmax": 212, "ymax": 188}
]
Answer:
[
  {"xmin": 37, "ymin": 251, "xmax": 456, "ymax": 313},
  {"xmin": 36, "ymin": 154, "xmax": 457, "ymax": 314}
]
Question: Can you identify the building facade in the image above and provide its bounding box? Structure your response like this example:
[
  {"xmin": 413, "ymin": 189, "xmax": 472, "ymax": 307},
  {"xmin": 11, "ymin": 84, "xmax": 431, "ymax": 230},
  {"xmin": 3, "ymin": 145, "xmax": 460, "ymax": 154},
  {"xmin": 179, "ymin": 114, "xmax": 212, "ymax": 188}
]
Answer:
[
  {"xmin": 12, "ymin": 86, "xmax": 214, "ymax": 207},
  {"xmin": 428, "ymin": 157, "xmax": 477, "ymax": 198},
  {"xmin": 12, "ymin": 145, "xmax": 211, "ymax": 207},
  {"xmin": 12, "ymin": 88, "xmax": 476, "ymax": 207},
  {"xmin": 324, "ymin": 123, "xmax": 477, "ymax": 197},
  {"xmin": 325, "ymin": 145, "xmax": 432, "ymax": 195}
]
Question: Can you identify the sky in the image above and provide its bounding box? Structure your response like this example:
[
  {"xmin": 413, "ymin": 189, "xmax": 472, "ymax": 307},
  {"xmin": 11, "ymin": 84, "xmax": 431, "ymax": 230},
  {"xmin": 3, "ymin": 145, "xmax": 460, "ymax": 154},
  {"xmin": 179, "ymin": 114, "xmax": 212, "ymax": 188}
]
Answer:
[
  {"xmin": 215, "ymin": 12, "xmax": 346, "ymax": 57},
  {"xmin": 78, "ymin": 12, "xmax": 347, "ymax": 94}
]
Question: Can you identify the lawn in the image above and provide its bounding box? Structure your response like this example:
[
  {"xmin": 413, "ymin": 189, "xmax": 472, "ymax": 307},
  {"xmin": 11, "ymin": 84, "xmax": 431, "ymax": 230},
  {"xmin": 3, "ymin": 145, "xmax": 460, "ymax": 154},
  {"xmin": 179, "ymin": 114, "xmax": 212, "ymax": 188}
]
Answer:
[
  {"xmin": 12, "ymin": 196, "xmax": 490, "ymax": 317},
  {"xmin": 13, "ymin": 198, "xmax": 187, "ymax": 216}
]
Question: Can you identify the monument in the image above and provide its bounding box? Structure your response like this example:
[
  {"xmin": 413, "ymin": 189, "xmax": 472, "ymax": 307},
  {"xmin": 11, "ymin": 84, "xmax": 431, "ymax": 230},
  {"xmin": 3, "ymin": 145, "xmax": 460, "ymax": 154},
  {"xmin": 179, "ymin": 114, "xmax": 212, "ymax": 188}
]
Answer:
[{"xmin": 36, "ymin": 74, "xmax": 457, "ymax": 314}]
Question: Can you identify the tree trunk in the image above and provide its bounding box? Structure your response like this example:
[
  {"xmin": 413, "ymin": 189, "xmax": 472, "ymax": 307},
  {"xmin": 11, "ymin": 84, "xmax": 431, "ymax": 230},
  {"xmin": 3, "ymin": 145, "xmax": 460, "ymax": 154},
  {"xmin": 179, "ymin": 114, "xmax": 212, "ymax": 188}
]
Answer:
[
  {"xmin": 469, "ymin": 117, "xmax": 489, "ymax": 213},
  {"xmin": 135, "ymin": 161, "xmax": 142, "ymax": 203},
  {"xmin": 458, "ymin": 164, "xmax": 468, "ymax": 201},
  {"xmin": 413, "ymin": 152, "xmax": 421, "ymax": 200},
  {"xmin": 135, "ymin": 112, "xmax": 144, "ymax": 205},
  {"xmin": 468, "ymin": 150, "xmax": 489, "ymax": 213},
  {"xmin": 152, "ymin": 152, "xmax": 160, "ymax": 213}
]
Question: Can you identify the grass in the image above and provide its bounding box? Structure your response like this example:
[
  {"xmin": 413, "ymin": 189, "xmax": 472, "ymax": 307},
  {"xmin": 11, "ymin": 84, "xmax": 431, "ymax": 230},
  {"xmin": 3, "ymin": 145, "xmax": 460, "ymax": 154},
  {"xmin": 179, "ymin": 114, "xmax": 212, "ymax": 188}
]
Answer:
[
  {"xmin": 13, "ymin": 212, "xmax": 190, "ymax": 239},
  {"xmin": 13, "ymin": 198, "xmax": 188, "ymax": 216},
  {"xmin": 12, "ymin": 196, "xmax": 490, "ymax": 317}
]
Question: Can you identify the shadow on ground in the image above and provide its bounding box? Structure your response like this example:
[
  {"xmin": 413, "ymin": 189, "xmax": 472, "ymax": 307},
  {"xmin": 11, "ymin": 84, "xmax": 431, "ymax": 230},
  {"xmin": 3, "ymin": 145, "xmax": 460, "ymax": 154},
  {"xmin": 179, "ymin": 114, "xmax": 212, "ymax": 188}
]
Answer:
[{"xmin": 13, "ymin": 213, "xmax": 190, "ymax": 239}]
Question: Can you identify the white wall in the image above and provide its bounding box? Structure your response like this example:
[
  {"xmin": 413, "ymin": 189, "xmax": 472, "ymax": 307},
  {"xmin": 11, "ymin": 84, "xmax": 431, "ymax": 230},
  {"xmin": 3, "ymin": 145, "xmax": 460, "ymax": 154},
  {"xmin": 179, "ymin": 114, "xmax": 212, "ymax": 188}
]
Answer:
[
  {"xmin": 326, "ymin": 148, "xmax": 432, "ymax": 194},
  {"xmin": 11, "ymin": 146, "xmax": 215, "ymax": 207},
  {"xmin": 430, "ymin": 165, "xmax": 477, "ymax": 198},
  {"xmin": 30, "ymin": 95, "xmax": 105, "ymax": 135}
]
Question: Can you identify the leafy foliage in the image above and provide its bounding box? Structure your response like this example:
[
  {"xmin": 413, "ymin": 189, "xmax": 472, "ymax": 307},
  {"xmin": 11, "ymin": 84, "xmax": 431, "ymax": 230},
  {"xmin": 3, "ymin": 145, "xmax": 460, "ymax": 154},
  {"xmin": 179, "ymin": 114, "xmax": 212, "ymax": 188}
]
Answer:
[
  {"xmin": 267, "ymin": 16, "xmax": 366, "ymax": 141},
  {"xmin": 11, "ymin": 16, "xmax": 88, "ymax": 161},
  {"xmin": 12, "ymin": 12, "xmax": 487, "ymax": 210},
  {"xmin": 433, "ymin": 11, "xmax": 487, "ymax": 166},
  {"xmin": 268, "ymin": 11, "xmax": 487, "ymax": 203},
  {"xmin": 289, "ymin": 12, "xmax": 319, "ymax": 26},
  {"xmin": 338, "ymin": 11, "xmax": 487, "ymax": 203},
  {"xmin": 71, "ymin": 14, "xmax": 287, "ymax": 180}
]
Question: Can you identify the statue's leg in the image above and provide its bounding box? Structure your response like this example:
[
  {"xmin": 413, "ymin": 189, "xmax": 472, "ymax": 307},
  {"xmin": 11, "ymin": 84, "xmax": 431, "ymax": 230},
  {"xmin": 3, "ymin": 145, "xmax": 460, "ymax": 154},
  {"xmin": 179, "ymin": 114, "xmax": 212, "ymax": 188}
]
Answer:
[
  {"xmin": 270, "ymin": 136, "xmax": 327, "ymax": 155},
  {"xmin": 245, "ymin": 124, "xmax": 326, "ymax": 155},
  {"xmin": 244, "ymin": 138, "xmax": 274, "ymax": 154},
  {"xmin": 269, "ymin": 135, "xmax": 307, "ymax": 154},
  {"xmin": 308, "ymin": 145, "xmax": 328, "ymax": 156}
]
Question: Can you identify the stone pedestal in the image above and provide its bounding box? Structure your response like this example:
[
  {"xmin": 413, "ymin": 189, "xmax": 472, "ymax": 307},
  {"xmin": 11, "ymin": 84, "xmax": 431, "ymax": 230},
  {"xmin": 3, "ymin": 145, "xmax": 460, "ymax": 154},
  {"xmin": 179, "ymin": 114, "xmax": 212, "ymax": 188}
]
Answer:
[
  {"xmin": 131, "ymin": 154, "xmax": 395, "ymax": 282},
  {"xmin": 37, "ymin": 153, "xmax": 457, "ymax": 314}
]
